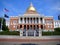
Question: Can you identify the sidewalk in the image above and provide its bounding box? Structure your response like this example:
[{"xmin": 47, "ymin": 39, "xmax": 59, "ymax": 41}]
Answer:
[{"xmin": 0, "ymin": 35, "xmax": 60, "ymax": 39}]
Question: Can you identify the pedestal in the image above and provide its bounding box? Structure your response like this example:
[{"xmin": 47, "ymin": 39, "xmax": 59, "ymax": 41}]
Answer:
[
  {"xmin": 39, "ymin": 28, "xmax": 42, "ymax": 37},
  {"xmin": 0, "ymin": 30, "xmax": 3, "ymax": 32},
  {"xmin": 20, "ymin": 30, "xmax": 23, "ymax": 36}
]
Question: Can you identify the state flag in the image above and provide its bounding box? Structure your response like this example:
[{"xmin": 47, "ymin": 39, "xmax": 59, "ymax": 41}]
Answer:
[{"xmin": 4, "ymin": 14, "xmax": 9, "ymax": 18}]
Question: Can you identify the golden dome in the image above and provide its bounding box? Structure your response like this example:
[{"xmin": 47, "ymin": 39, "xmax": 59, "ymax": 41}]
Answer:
[
  {"xmin": 28, "ymin": 7, "xmax": 36, "ymax": 11},
  {"xmin": 28, "ymin": 3, "xmax": 36, "ymax": 11},
  {"xmin": 24, "ymin": 3, "xmax": 38, "ymax": 15}
]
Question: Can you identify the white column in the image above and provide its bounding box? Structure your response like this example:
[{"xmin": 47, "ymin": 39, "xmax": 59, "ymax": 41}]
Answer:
[
  {"xmin": 33, "ymin": 18, "xmax": 34, "ymax": 23},
  {"xmin": 29, "ymin": 18, "xmax": 30, "ymax": 24},
  {"xmin": 26, "ymin": 18, "xmax": 27, "ymax": 24},
  {"xmin": 19, "ymin": 17, "xmax": 20, "ymax": 23},
  {"xmin": 29, "ymin": 18, "xmax": 31, "ymax": 24},
  {"xmin": 34, "ymin": 30, "xmax": 36, "ymax": 37},
  {"xmin": 39, "ymin": 30, "xmax": 42, "ymax": 37},
  {"xmin": 43, "ymin": 18, "xmax": 45, "ymax": 24},
  {"xmin": 36, "ymin": 18, "xmax": 37, "ymax": 24},
  {"xmin": 39, "ymin": 25, "xmax": 42, "ymax": 37},
  {"xmin": 27, "ymin": 18, "xmax": 28, "ymax": 23},
  {"xmin": 30, "ymin": 18, "xmax": 32, "ymax": 23},
  {"xmin": 26, "ymin": 18, "xmax": 27, "ymax": 23},
  {"xmin": 23, "ymin": 18, "xmax": 24, "ymax": 24},
  {"xmin": 32, "ymin": 18, "xmax": 33, "ymax": 23},
  {"xmin": 19, "ymin": 17, "xmax": 21, "ymax": 24},
  {"xmin": 35, "ymin": 18, "xmax": 36, "ymax": 24},
  {"xmin": 26, "ymin": 31, "xmax": 28, "ymax": 37},
  {"xmin": 39, "ymin": 18, "xmax": 40, "ymax": 24}
]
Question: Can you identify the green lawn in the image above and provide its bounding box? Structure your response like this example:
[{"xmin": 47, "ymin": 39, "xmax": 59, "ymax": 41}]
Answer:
[{"xmin": 0, "ymin": 31, "xmax": 20, "ymax": 35}]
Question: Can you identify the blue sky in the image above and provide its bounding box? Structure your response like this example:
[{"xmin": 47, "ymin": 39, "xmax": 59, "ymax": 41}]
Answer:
[{"xmin": 0, "ymin": 0, "xmax": 60, "ymax": 20}]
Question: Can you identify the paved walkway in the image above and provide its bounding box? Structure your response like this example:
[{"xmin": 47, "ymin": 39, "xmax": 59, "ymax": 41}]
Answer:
[
  {"xmin": 0, "ymin": 41, "xmax": 60, "ymax": 45},
  {"xmin": 0, "ymin": 35, "xmax": 60, "ymax": 45},
  {"xmin": 0, "ymin": 38, "xmax": 60, "ymax": 42},
  {"xmin": 0, "ymin": 35, "xmax": 60, "ymax": 39}
]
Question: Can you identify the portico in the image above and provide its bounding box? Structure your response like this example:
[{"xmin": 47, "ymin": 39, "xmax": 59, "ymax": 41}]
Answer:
[{"xmin": 19, "ymin": 15, "xmax": 44, "ymax": 37}]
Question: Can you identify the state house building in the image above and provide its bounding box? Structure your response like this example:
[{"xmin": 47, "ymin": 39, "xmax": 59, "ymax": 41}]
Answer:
[{"xmin": 9, "ymin": 3, "xmax": 54, "ymax": 37}]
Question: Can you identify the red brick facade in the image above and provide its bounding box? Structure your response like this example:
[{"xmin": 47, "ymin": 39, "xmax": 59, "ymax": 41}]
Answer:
[{"xmin": 9, "ymin": 17, "xmax": 54, "ymax": 31}]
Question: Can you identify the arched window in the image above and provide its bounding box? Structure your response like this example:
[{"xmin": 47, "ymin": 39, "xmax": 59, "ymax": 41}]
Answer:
[{"xmin": 20, "ymin": 18, "xmax": 22, "ymax": 22}]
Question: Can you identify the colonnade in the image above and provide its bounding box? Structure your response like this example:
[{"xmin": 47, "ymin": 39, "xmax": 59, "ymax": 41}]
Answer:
[{"xmin": 19, "ymin": 17, "xmax": 44, "ymax": 24}]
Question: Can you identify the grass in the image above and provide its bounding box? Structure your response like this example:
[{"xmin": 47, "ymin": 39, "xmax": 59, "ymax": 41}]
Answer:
[{"xmin": 0, "ymin": 31, "xmax": 20, "ymax": 35}]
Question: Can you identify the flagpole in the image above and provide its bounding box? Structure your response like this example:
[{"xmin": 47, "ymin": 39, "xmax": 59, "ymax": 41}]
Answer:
[
  {"xmin": 1, "ymin": 13, "xmax": 5, "ymax": 32},
  {"xmin": 0, "ymin": 17, "xmax": 3, "ymax": 32},
  {"xmin": 0, "ymin": 20, "xmax": 2, "ymax": 31},
  {"xmin": 0, "ymin": 8, "xmax": 5, "ymax": 31},
  {"xmin": 0, "ymin": 9, "xmax": 4, "ymax": 31},
  {"xmin": 1, "ymin": 14, "xmax": 7, "ymax": 31},
  {"xmin": 0, "ymin": 8, "xmax": 9, "ymax": 32}
]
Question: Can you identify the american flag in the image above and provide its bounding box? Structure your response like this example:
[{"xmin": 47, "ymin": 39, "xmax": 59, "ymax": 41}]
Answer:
[{"xmin": 4, "ymin": 8, "xmax": 9, "ymax": 12}]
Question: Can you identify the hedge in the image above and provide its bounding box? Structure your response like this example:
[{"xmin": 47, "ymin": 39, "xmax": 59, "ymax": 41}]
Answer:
[
  {"xmin": 42, "ymin": 31, "xmax": 60, "ymax": 36},
  {"xmin": 0, "ymin": 31, "xmax": 19, "ymax": 35}
]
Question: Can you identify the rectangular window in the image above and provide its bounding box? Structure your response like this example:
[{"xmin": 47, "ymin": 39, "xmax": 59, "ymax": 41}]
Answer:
[
  {"xmin": 45, "ymin": 20, "xmax": 53, "ymax": 24},
  {"xmin": 13, "ymin": 20, "xmax": 17, "ymax": 25}
]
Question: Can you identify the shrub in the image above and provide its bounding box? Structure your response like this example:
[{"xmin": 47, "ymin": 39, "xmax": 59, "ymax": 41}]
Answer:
[
  {"xmin": 42, "ymin": 31, "xmax": 60, "ymax": 36},
  {"xmin": 0, "ymin": 31, "xmax": 19, "ymax": 35},
  {"xmin": 54, "ymin": 27, "xmax": 60, "ymax": 32}
]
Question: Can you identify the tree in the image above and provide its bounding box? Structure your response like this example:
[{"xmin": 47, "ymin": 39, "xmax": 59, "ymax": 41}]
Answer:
[{"xmin": 0, "ymin": 18, "xmax": 9, "ymax": 31}]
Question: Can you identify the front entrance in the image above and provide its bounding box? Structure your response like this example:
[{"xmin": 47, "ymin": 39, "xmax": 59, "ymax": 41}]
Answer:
[
  {"xmin": 23, "ymin": 30, "xmax": 39, "ymax": 36},
  {"xmin": 28, "ymin": 30, "xmax": 34, "ymax": 36},
  {"xmin": 23, "ymin": 25, "xmax": 39, "ymax": 37}
]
